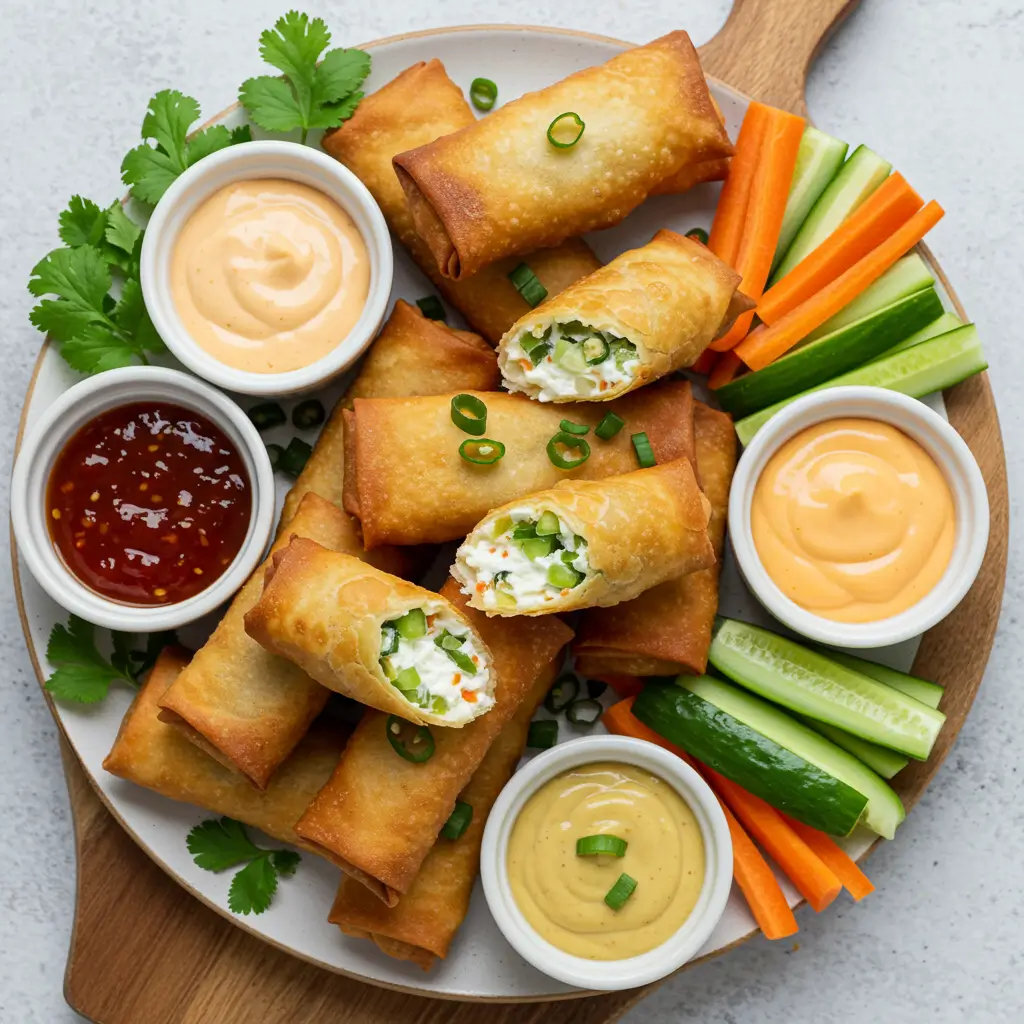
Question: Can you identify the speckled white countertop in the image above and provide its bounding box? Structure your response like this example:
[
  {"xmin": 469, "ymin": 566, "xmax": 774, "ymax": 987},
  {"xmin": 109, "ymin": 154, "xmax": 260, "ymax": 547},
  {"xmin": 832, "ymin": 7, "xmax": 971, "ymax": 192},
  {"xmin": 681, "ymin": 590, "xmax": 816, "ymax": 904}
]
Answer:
[{"xmin": 1, "ymin": 1, "xmax": 1022, "ymax": 1020}]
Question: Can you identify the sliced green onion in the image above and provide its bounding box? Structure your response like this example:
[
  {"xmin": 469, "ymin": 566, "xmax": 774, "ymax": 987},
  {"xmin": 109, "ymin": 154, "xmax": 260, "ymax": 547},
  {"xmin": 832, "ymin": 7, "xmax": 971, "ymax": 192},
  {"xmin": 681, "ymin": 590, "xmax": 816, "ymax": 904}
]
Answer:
[
  {"xmin": 567, "ymin": 697, "xmax": 602, "ymax": 726},
  {"xmin": 594, "ymin": 412, "xmax": 625, "ymax": 441},
  {"xmin": 586, "ymin": 679, "xmax": 608, "ymax": 699},
  {"xmin": 559, "ymin": 419, "xmax": 589, "ymax": 436},
  {"xmin": 547, "ymin": 432, "xmax": 591, "ymax": 470},
  {"xmin": 459, "ymin": 438, "xmax": 505, "ymax": 465},
  {"xmin": 604, "ymin": 872, "xmax": 638, "ymax": 910},
  {"xmin": 493, "ymin": 570, "xmax": 511, "ymax": 585},
  {"xmin": 544, "ymin": 673, "xmax": 580, "ymax": 713},
  {"xmin": 434, "ymin": 632, "xmax": 478, "ymax": 675},
  {"xmin": 386, "ymin": 715, "xmax": 435, "ymax": 763},
  {"xmin": 265, "ymin": 442, "xmax": 284, "ymax": 471},
  {"xmin": 248, "ymin": 402, "xmax": 286, "ymax": 431},
  {"xmin": 279, "ymin": 437, "xmax": 312, "ymax": 476},
  {"xmin": 395, "ymin": 608, "xmax": 427, "ymax": 639},
  {"xmin": 379, "ymin": 624, "xmax": 399, "ymax": 657},
  {"xmin": 470, "ymin": 77, "xmax": 498, "ymax": 112},
  {"xmin": 685, "ymin": 227, "xmax": 710, "ymax": 245},
  {"xmin": 576, "ymin": 834, "xmax": 628, "ymax": 858},
  {"xmin": 512, "ymin": 522, "xmax": 538, "ymax": 541},
  {"xmin": 527, "ymin": 719, "xmax": 558, "ymax": 749},
  {"xmin": 436, "ymin": 630, "xmax": 465, "ymax": 651},
  {"xmin": 535, "ymin": 510, "xmax": 561, "ymax": 536},
  {"xmin": 582, "ymin": 336, "xmax": 610, "ymax": 365},
  {"xmin": 416, "ymin": 295, "xmax": 446, "ymax": 320},
  {"xmin": 451, "ymin": 394, "xmax": 488, "ymax": 435},
  {"xmin": 393, "ymin": 666, "xmax": 421, "ymax": 692},
  {"xmin": 631, "ymin": 431, "xmax": 656, "ymax": 468},
  {"xmin": 441, "ymin": 800, "xmax": 474, "ymax": 840},
  {"xmin": 547, "ymin": 562, "xmax": 583, "ymax": 589},
  {"xmin": 547, "ymin": 111, "xmax": 585, "ymax": 149},
  {"xmin": 524, "ymin": 337, "xmax": 551, "ymax": 366},
  {"xmin": 292, "ymin": 399, "xmax": 325, "ymax": 430},
  {"xmin": 508, "ymin": 263, "xmax": 548, "ymax": 307}
]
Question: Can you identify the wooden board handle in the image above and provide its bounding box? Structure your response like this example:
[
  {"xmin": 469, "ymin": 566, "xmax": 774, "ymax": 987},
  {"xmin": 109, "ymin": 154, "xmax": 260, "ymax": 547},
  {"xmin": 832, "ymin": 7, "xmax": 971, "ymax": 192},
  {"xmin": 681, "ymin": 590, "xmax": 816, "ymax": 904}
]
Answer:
[{"xmin": 699, "ymin": 0, "xmax": 862, "ymax": 114}]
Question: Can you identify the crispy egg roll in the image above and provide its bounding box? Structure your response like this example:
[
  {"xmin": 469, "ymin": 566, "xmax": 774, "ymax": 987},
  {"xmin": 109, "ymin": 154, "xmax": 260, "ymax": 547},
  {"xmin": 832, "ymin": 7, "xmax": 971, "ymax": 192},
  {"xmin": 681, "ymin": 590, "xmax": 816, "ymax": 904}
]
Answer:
[
  {"xmin": 295, "ymin": 581, "xmax": 572, "ymax": 904},
  {"xmin": 104, "ymin": 648, "xmax": 348, "ymax": 865},
  {"xmin": 323, "ymin": 60, "xmax": 602, "ymax": 344},
  {"xmin": 344, "ymin": 378, "xmax": 697, "ymax": 548},
  {"xmin": 245, "ymin": 539, "xmax": 497, "ymax": 727},
  {"xmin": 573, "ymin": 402, "xmax": 737, "ymax": 675},
  {"xmin": 393, "ymin": 32, "xmax": 732, "ymax": 279},
  {"xmin": 453, "ymin": 460, "xmax": 714, "ymax": 616},
  {"xmin": 499, "ymin": 230, "xmax": 747, "ymax": 402}
]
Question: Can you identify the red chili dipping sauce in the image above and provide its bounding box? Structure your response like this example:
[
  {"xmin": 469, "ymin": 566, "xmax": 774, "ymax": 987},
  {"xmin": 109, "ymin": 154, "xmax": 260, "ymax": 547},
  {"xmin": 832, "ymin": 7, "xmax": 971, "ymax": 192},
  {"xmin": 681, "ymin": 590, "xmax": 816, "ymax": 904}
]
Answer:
[{"xmin": 46, "ymin": 402, "xmax": 252, "ymax": 605}]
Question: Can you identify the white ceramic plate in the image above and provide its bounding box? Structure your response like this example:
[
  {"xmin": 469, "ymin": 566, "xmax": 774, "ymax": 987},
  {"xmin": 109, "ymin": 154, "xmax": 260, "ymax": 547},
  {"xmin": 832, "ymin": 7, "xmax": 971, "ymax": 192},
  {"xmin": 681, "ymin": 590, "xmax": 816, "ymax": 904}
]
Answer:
[{"xmin": 13, "ymin": 25, "xmax": 955, "ymax": 1001}]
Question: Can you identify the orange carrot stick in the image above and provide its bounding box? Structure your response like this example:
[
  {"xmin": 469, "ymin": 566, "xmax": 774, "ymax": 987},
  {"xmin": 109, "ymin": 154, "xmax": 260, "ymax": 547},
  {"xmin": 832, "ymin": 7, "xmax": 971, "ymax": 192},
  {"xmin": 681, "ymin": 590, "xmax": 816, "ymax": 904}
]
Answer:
[
  {"xmin": 708, "ymin": 350, "xmax": 743, "ymax": 390},
  {"xmin": 690, "ymin": 348, "xmax": 719, "ymax": 375},
  {"xmin": 602, "ymin": 698, "xmax": 799, "ymax": 940},
  {"xmin": 757, "ymin": 172, "xmax": 923, "ymax": 324},
  {"xmin": 703, "ymin": 766, "xmax": 842, "ymax": 913},
  {"xmin": 781, "ymin": 814, "xmax": 875, "ymax": 901},
  {"xmin": 736, "ymin": 200, "xmax": 945, "ymax": 370},
  {"xmin": 711, "ymin": 108, "xmax": 806, "ymax": 351}
]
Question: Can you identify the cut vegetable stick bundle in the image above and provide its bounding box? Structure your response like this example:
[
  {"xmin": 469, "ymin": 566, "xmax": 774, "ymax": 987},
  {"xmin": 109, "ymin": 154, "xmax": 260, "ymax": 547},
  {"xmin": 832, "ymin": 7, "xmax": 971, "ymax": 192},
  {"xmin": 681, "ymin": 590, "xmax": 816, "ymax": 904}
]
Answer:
[
  {"xmin": 781, "ymin": 814, "xmax": 875, "ymax": 901},
  {"xmin": 757, "ymin": 172, "xmax": 924, "ymax": 325},
  {"xmin": 736, "ymin": 200, "xmax": 945, "ymax": 370}
]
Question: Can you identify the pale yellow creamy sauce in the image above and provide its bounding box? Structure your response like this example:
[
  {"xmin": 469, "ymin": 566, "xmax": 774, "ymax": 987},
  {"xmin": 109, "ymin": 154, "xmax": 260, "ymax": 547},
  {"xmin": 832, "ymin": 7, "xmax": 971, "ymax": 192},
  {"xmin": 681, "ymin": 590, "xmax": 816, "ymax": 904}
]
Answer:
[
  {"xmin": 507, "ymin": 762, "xmax": 705, "ymax": 960},
  {"xmin": 171, "ymin": 179, "xmax": 370, "ymax": 373}
]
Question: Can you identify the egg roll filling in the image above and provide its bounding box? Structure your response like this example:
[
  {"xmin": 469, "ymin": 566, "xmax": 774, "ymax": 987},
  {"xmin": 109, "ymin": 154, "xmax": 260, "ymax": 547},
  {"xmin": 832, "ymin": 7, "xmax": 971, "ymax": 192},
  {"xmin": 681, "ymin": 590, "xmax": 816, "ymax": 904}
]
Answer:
[
  {"xmin": 379, "ymin": 607, "xmax": 494, "ymax": 720},
  {"xmin": 458, "ymin": 509, "xmax": 592, "ymax": 613}
]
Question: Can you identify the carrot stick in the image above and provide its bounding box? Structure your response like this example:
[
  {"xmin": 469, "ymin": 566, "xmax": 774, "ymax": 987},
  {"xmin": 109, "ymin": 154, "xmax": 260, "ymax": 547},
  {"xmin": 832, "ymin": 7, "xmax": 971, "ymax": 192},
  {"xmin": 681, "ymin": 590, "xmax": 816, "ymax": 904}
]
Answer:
[
  {"xmin": 736, "ymin": 200, "xmax": 945, "ymax": 370},
  {"xmin": 602, "ymin": 698, "xmax": 799, "ymax": 940},
  {"xmin": 690, "ymin": 348, "xmax": 719, "ymax": 375},
  {"xmin": 711, "ymin": 108, "xmax": 806, "ymax": 351},
  {"xmin": 707, "ymin": 103, "xmax": 772, "ymax": 267},
  {"xmin": 702, "ymin": 766, "xmax": 842, "ymax": 913},
  {"xmin": 781, "ymin": 814, "xmax": 875, "ymax": 901},
  {"xmin": 757, "ymin": 172, "xmax": 923, "ymax": 324},
  {"xmin": 708, "ymin": 350, "xmax": 744, "ymax": 390}
]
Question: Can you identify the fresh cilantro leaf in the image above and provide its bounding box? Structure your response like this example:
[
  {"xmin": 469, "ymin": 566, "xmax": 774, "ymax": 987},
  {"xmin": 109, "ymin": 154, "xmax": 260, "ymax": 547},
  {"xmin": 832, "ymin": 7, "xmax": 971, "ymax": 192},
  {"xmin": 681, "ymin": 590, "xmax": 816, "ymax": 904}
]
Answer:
[
  {"xmin": 187, "ymin": 818, "xmax": 265, "ymax": 871},
  {"xmin": 131, "ymin": 629, "xmax": 179, "ymax": 678},
  {"xmin": 185, "ymin": 125, "xmax": 236, "ymax": 167},
  {"xmin": 109, "ymin": 631, "xmax": 138, "ymax": 685},
  {"xmin": 230, "ymin": 124, "xmax": 253, "ymax": 144},
  {"xmin": 45, "ymin": 615, "xmax": 135, "ymax": 704},
  {"xmin": 238, "ymin": 77, "xmax": 304, "ymax": 133},
  {"xmin": 29, "ymin": 246, "xmax": 111, "ymax": 321},
  {"xmin": 271, "ymin": 849, "xmax": 301, "ymax": 877},
  {"xmin": 61, "ymin": 324, "xmax": 137, "ymax": 374},
  {"xmin": 59, "ymin": 197, "xmax": 108, "ymax": 248},
  {"xmin": 228, "ymin": 856, "xmax": 278, "ymax": 916},
  {"xmin": 103, "ymin": 202, "xmax": 142, "ymax": 263},
  {"xmin": 311, "ymin": 46, "xmax": 370, "ymax": 109},
  {"xmin": 260, "ymin": 11, "xmax": 331, "ymax": 82}
]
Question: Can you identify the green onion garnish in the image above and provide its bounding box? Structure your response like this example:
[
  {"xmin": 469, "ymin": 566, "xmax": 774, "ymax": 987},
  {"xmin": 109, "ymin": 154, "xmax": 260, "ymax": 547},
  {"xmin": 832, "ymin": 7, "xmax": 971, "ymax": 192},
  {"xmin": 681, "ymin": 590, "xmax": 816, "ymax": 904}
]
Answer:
[
  {"xmin": 393, "ymin": 666, "xmax": 421, "ymax": 692},
  {"xmin": 544, "ymin": 673, "xmax": 580, "ymax": 713},
  {"xmin": 582, "ymin": 336, "xmax": 610, "ymax": 365},
  {"xmin": 395, "ymin": 608, "xmax": 427, "ymax": 639},
  {"xmin": 527, "ymin": 719, "xmax": 558, "ymax": 749},
  {"xmin": 248, "ymin": 402, "xmax": 286, "ymax": 431},
  {"xmin": 524, "ymin": 337, "xmax": 551, "ymax": 366},
  {"xmin": 559, "ymin": 419, "xmax": 589, "ymax": 436},
  {"xmin": 566, "ymin": 697, "xmax": 602, "ymax": 726},
  {"xmin": 416, "ymin": 295, "xmax": 446, "ymax": 321},
  {"xmin": 631, "ymin": 432, "xmax": 656, "ymax": 468},
  {"xmin": 441, "ymin": 800, "xmax": 474, "ymax": 840},
  {"xmin": 547, "ymin": 431, "xmax": 591, "ymax": 470},
  {"xmin": 594, "ymin": 412, "xmax": 625, "ymax": 441},
  {"xmin": 547, "ymin": 111, "xmax": 585, "ymax": 149},
  {"xmin": 292, "ymin": 398, "xmax": 325, "ymax": 430},
  {"xmin": 386, "ymin": 715, "xmax": 435, "ymax": 763},
  {"xmin": 279, "ymin": 437, "xmax": 312, "ymax": 477},
  {"xmin": 586, "ymin": 679, "xmax": 608, "ymax": 699},
  {"xmin": 470, "ymin": 77, "xmax": 498, "ymax": 112},
  {"xmin": 686, "ymin": 227, "xmax": 710, "ymax": 245},
  {"xmin": 508, "ymin": 263, "xmax": 548, "ymax": 307},
  {"xmin": 434, "ymin": 631, "xmax": 477, "ymax": 675},
  {"xmin": 576, "ymin": 834, "xmax": 628, "ymax": 858},
  {"xmin": 604, "ymin": 872, "xmax": 638, "ymax": 910},
  {"xmin": 265, "ymin": 443, "xmax": 284, "ymax": 471},
  {"xmin": 451, "ymin": 393, "xmax": 488, "ymax": 435},
  {"xmin": 459, "ymin": 438, "xmax": 505, "ymax": 465},
  {"xmin": 380, "ymin": 624, "xmax": 399, "ymax": 657}
]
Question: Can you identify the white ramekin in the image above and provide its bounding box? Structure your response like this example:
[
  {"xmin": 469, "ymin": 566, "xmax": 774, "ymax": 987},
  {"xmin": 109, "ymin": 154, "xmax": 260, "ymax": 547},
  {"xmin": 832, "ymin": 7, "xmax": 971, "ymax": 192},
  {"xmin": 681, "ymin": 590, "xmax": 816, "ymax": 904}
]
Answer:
[
  {"xmin": 11, "ymin": 366, "xmax": 275, "ymax": 631},
  {"xmin": 140, "ymin": 141, "xmax": 393, "ymax": 396},
  {"xmin": 480, "ymin": 735, "xmax": 732, "ymax": 991},
  {"xmin": 729, "ymin": 385, "xmax": 990, "ymax": 648}
]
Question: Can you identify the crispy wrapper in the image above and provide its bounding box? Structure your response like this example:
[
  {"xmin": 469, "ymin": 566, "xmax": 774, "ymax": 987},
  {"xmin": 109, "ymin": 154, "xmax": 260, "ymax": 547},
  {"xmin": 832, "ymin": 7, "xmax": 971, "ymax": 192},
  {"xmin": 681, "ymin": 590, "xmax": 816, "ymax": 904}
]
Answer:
[
  {"xmin": 295, "ymin": 582, "xmax": 572, "ymax": 904},
  {"xmin": 499, "ymin": 230, "xmax": 747, "ymax": 401},
  {"xmin": 573, "ymin": 402, "xmax": 737, "ymax": 675},
  {"xmin": 453, "ymin": 459, "xmax": 714, "ymax": 616},
  {"xmin": 393, "ymin": 33, "xmax": 732, "ymax": 279},
  {"xmin": 344, "ymin": 378, "xmax": 698, "ymax": 548},
  {"xmin": 104, "ymin": 648, "xmax": 349, "ymax": 864}
]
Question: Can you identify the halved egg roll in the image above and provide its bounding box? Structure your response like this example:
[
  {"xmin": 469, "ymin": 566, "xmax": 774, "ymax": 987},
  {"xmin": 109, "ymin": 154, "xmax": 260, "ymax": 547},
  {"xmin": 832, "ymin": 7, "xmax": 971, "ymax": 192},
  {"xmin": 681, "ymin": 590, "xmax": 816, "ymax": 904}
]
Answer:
[
  {"xmin": 452, "ymin": 459, "xmax": 714, "ymax": 616},
  {"xmin": 344, "ymin": 378, "xmax": 697, "ymax": 548},
  {"xmin": 295, "ymin": 581, "xmax": 572, "ymax": 904},
  {"xmin": 245, "ymin": 539, "xmax": 497, "ymax": 727},
  {"xmin": 573, "ymin": 402, "xmax": 737, "ymax": 675},
  {"xmin": 322, "ymin": 60, "xmax": 601, "ymax": 344},
  {"xmin": 499, "ymin": 230, "xmax": 747, "ymax": 402},
  {"xmin": 104, "ymin": 647, "xmax": 349, "ymax": 865},
  {"xmin": 393, "ymin": 32, "xmax": 733, "ymax": 279}
]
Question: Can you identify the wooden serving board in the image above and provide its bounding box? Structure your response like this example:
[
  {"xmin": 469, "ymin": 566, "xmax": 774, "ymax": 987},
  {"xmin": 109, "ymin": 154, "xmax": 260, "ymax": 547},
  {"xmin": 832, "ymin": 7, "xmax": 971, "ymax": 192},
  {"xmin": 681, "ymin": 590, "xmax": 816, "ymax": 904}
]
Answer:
[{"xmin": 50, "ymin": 1, "xmax": 1009, "ymax": 1021}]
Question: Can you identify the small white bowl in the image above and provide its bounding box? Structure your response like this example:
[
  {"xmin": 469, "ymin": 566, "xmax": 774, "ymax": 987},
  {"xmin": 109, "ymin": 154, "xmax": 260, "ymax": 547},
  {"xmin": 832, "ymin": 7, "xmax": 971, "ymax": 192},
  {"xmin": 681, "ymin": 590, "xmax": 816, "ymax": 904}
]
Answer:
[
  {"xmin": 480, "ymin": 735, "xmax": 732, "ymax": 991},
  {"xmin": 729, "ymin": 386, "xmax": 990, "ymax": 648},
  {"xmin": 11, "ymin": 366, "xmax": 275, "ymax": 632},
  {"xmin": 140, "ymin": 141, "xmax": 393, "ymax": 396}
]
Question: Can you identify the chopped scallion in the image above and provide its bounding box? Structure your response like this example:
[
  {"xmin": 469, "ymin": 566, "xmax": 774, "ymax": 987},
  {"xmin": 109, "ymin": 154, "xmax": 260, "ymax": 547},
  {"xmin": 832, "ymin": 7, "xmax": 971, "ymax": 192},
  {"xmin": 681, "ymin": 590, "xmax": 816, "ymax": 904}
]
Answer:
[
  {"xmin": 441, "ymin": 800, "xmax": 474, "ymax": 839},
  {"xmin": 547, "ymin": 111, "xmax": 585, "ymax": 149},
  {"xmin": 459, "ymin": 438, "xmax": 505, "ymax": 465},
  {"xmin": 631, "ymin": 431, "xmax": 656, "ymax": 468},
  {"xmin": 470, "ymin": 77, "xmax": 498, "ymax": 112},
  {"xmin": 547, "ymin": 431, "xmax": 591, "ymax": 470},
  {"xmin": 594, "ymin": 412, "xmax": 625, "ymax": 441},
  {"xmin": 508, "ymin": 263, "xmax": 548, "ymax": 307},
  {"xmin": 576, "ymin": 834, "xmax": 628, "ymax": 858},
  {"xmin": 559, "ymin": 419, "xmax": 589, "ymax": 436},
  {"xmin": 451, "ymin": 393, "xmax": 488, "ymax": 435},
  {"xmin": 604, "ymin": 872, "xmax": 638, "ymax": 910}
]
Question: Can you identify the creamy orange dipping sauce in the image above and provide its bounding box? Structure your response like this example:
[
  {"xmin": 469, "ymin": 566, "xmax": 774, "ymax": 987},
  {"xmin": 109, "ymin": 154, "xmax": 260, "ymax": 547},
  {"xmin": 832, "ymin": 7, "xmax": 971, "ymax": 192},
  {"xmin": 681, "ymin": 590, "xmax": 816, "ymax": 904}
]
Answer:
[
  {"xmin": 171, "ymin": 179, "xmax": 369, "ymax": 373},
  {"xmin": 752, "ymin": 418, "xmax": 955, "ymax": 623}
]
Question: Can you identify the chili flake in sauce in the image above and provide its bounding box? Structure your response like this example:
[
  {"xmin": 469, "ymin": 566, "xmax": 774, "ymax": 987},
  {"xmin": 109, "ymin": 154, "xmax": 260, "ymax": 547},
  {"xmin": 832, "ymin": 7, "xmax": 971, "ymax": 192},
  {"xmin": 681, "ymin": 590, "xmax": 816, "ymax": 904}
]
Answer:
[{"xmin": 46, "ymin": 401, "xmax": 251, "ymax": 605}]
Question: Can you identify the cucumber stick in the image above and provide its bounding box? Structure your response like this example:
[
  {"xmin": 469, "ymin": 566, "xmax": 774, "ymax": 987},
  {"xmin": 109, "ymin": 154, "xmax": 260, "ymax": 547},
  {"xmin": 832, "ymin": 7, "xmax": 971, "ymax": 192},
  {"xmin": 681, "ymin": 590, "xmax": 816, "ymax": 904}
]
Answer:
[
  {"xmin": 771, "ymin": 145, "xmax": 892, "ymax": 284},
  {"xmin": 873, "ymin": 311, "xmax": 962, "ymax": 362},
  {"xmin": 773, "ymin": 127, "xmax": 849, "ymax": 273},
  {"xmin": 735, "ymin": 324, "xmax": 986, "ymax": 445},
  {"xmin": 798, "ymin": 717, "xmax": 911, "ymax": 779},
  {"xmin": 709, "ymin": 619, "xmax": 945, "ymax": 760},
  {"xmin": 815, "ymin": 649, "xmax": 945, "ymax": 708}
]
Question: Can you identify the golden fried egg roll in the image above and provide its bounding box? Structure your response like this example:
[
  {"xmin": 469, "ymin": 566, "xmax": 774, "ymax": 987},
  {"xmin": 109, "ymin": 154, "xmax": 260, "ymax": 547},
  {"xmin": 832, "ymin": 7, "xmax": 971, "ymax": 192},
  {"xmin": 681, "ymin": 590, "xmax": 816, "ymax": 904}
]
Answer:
[
  {"xmin": 393, "ymin": 32, "xmax": 732, "ymax": 280},
  {"xmin": 499, "ymin": 230, "xmax": 747, "ymax": 402}
]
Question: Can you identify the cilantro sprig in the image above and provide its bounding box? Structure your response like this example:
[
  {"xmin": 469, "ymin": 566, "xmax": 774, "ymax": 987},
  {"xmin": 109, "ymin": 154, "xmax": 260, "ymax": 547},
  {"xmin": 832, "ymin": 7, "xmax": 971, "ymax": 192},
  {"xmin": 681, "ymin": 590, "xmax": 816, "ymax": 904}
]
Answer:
[
  {"xmin": 187, "ymin": 817, "xmax": 301, "ymax": 915},
  {"xmin": 239, "ymin": 11, "xmax": 370, "ymax": 144}
]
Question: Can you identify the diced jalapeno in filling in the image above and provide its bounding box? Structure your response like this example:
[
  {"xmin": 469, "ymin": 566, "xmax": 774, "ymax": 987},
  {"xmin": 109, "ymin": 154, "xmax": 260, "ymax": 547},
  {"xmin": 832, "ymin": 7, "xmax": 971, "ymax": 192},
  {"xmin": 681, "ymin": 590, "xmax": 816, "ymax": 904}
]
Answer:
[
  {"xmin": 505, "ymin": 320, "xmax": 640, "ymax": 401},
  {"xmin": 457, "ymin": 507, "xmax": 591, "ymax": 612},
  {"xmin": 378, "ymin": 607, "xmax": 493, "ymax": 723}
]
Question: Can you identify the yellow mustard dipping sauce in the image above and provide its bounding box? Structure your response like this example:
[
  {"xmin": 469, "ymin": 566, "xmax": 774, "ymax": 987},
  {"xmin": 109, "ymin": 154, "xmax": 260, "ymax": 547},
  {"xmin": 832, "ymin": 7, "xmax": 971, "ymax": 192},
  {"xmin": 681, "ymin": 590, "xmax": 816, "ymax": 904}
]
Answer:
[
  {"xmin": 507, "ymin": 762, "xmax": 705, "ymax": 960},
  {"xmin": 170, "ymin": 178, "xmax": 370, "ymax": 373},
  {"xmin": 752, "ymin": 417, "xmax": 955, "ymax": 623}
]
